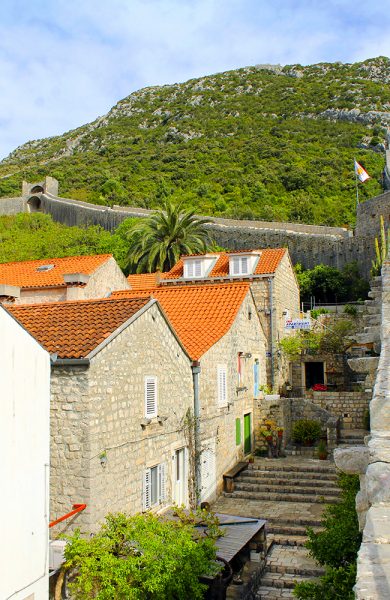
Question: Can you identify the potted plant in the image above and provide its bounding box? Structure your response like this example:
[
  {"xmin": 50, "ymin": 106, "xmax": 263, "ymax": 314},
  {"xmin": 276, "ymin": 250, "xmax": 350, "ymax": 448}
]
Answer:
[
  {"xmin": 317, "ymin": 439, "xmax": 328, "ymax": 460},
  {"xmin": 292, "ymin": 419, "xmax": 322, "ymax": 447},
  {"xmin": 260, "ymin": 385, "xmax": 280, "ymax": 401}
]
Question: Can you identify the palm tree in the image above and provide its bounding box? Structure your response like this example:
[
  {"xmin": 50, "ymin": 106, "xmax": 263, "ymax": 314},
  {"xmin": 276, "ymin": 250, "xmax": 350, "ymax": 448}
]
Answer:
[{"xmin": 126, "ymin": 201, "xmax": 214, "ymax": 273}]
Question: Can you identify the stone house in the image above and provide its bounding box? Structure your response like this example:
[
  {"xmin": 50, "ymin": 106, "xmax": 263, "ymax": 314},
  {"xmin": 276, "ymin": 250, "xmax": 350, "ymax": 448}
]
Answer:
[
  {"xmin": 0, "ymin": 253, "xmax": 129, "ymax": 304},
  {"xmin": 9, "ymin": 296, "xmax": 194, "ymax": 533},
  {"xmin": 127, "ymin": 248, "xmax": 300, "ymax": 389},
  {"xmin": 1, "ymin": 305, "xmax": 50, "ymax": 600},
  {"xmin": 112, "ymin": 282, "xmax": 267, "ymax": 502}
]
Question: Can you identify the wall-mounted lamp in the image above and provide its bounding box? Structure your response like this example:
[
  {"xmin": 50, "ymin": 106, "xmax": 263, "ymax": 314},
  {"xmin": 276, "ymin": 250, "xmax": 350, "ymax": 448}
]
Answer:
[
  {"xmin": 140, "ymin": 418, "xmax": 152, "ymax": 429},
  {"xmin": 157, "ymin": 415, "xmax": 168, "ymax": 424}
]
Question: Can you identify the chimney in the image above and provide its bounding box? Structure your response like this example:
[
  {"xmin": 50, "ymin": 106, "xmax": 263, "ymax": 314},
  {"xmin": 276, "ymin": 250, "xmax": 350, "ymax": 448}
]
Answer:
[
  {"xmin": 63, "ymin": 273, "xmax": 90, "ymax": 301},
  {"xmin": 0, "ymin": 285, "xmax": 21, "ymax": 304}
]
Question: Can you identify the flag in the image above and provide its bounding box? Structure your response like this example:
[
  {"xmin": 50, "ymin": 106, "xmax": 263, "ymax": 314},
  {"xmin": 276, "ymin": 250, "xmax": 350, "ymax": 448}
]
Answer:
[{"xmin": 354, "ymin": 159, "xmax": 370, "ymax": 183}]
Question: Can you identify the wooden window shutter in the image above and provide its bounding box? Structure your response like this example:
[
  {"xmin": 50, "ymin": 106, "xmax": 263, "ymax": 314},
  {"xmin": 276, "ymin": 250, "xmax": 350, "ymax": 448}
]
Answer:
[
  {"xmin": 186, "ymin": 261, "xmax": 194, "ymax": 277},
  {"xmin": 235, "ymin": 418, "xmax": 241, "ymax": 445},
  {"xmin": 241, "ymin": 256, "xmax": 248, "ymax": 274},
  {"xmin": 217, "ymin": 365, "xmax": 227, "ymax": 406},
  {"xmin": 145, "ymin": 376, "xmax": 157, "ymax": 418},
  {"xmin": 194, "ymin": 260, "xmax": 202, "ymax": 277},
  {"xmin": 143, "ymin": 468, "xmax": 151, "ymax": 510},
  {"xmin": 232, "ymin": 256, "xmax": 240, "ymax": 275},
  {"xmin": 158, "ymin": 462, "xmax": 167, "ymax": 502}
]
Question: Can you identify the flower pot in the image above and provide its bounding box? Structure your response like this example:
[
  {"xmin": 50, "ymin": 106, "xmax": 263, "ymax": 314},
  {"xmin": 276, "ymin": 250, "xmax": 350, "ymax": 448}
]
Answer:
[{"xmin": 318, "ymin": 452, "xmax": 328, "ymax": 460}]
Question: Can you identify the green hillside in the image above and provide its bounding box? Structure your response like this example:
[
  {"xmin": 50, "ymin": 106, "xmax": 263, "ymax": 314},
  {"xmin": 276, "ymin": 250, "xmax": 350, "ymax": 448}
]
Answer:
[{"xmin": 0, "ymin": 57, "xmax": 389, "ymax": 226}]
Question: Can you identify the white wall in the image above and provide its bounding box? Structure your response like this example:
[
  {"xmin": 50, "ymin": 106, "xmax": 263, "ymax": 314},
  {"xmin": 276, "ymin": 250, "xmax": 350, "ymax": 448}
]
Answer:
[{"xmin": 0, "ymin": 306, "xmax": 50, "ymax": 600}]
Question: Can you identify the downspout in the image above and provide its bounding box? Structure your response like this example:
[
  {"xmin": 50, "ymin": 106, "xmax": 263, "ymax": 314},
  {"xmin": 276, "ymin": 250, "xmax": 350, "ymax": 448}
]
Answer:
[
  {"xmin": 268, "ymin": 277, "xmax": 274, "ymax": 390},
  {"xmin": 191, "ymin": 361, "xmax": 201, "ymax": 506}
]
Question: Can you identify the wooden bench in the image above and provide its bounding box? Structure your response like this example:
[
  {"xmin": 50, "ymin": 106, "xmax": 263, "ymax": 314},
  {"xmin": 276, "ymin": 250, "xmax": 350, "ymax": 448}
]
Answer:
[{"xmin": 223, "ymin": 462, "xmax": 248, "ymax": 493}]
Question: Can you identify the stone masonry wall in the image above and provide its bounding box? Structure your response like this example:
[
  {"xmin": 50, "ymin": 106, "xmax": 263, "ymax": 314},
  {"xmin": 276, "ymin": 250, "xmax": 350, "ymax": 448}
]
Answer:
[
  {"xmin": 0, "ymin": 196, "xmax": 27, "ymax": 214},
  {"xmin": 50, "ymin": 302, "xmax": 194, "ymax": 535},
  {"xmin": 199, "ymin": 292, "xmax": 267, "ymax": 501},
  {"xmin": 50, "ymin": 365, "xmax": 91, "ymax": 535},
  {"xmin": 87, "ymin": 302, "xmax": 193, "ymax": 531},
  {"xmin": 309, "ymin": 391, "xmax": 370, "ymax": 430},
  {"xmin": 84, "ymin": 256, "xmax": 130, "ymax": 298}
]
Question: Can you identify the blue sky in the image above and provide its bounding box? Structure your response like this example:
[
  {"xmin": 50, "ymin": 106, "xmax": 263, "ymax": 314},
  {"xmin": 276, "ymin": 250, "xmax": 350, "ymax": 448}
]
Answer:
[{"xmin": 0, "ymin": 0, "xmax": 389, "ymax": 159}]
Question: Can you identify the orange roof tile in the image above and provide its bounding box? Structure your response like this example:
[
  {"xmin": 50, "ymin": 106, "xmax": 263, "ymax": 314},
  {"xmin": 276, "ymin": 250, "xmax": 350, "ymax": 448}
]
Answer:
[
  {"xmin": 127, "ymin": 272, "xmax": 160, "ymax": 290},
  {"xmin": 164, "ymin": 248, "xmax": 286, "ymax": 280},
  {"xmin": 8, "ymin": 297, "xmax": 150, "ymax": 359},
  {"xmin": 0, "ymin": 254, "xmax": 112, "ymax": 289},
  {"xmin": 112, "ymin": 282, "xmax": 251, "ymax": 360}
]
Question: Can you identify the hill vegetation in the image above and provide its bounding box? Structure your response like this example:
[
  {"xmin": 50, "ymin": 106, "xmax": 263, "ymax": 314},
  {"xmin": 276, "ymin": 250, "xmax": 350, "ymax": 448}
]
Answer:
[{"xmin": 0, "ymin": 57, "xmax": 388, "ymax": 226}]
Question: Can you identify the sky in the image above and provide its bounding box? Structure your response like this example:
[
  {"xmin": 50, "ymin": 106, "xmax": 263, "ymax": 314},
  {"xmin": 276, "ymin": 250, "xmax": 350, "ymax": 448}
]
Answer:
[{"xmin": 0, "ymin": 0, "xmax": 389, "ymax": 159}]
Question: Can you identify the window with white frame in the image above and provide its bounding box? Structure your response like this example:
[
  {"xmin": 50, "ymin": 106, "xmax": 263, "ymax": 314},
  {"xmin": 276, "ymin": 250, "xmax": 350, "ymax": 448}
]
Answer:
[
  {"xmin": 230, "ymin": 255, "xmax": 249, "ymax": 276},
  {"xmin": 184, "ymin": 259, "xmax": 203, "ymax": 278},
  {"xmin": 144, "ymin": 376, "xmax": 157, "ymax": 418},
  {"xmin": 217, "ymin": 364, "xmax": 228, "ymax": 407},
  {"xmin": 143, "ymin": 463, "xmax": 166, "ymax": 510}
]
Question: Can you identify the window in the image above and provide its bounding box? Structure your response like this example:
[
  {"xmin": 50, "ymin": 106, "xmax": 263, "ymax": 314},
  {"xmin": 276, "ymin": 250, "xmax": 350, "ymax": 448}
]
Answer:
[
  {"xmin": 235, "ymin": 418, "xmax": 241, "ymax": 445},
  {"xmin": 230, "ymin": 256, "xmax": 249, "ymax": 276},
  {"xmin": 143, "ymin": 463, "xmax": 166, "ymax": 510},
  {"xmin": 144, "ymin": 376, "xmax": 157, "ymax": 418},
  {"xmin": 184, "ymin": 259, "xmax": 203, "ymax": 278},
  {"xmin": 36, "ymin": 264, "xmax": 54, "ymax": 272},
  {"xmin": 217, "ymin": 364, "xmax": 228, "ymax": 406}
]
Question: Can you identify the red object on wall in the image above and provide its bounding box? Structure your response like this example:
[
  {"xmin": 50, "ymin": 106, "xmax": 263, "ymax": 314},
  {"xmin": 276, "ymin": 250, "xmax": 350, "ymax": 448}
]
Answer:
[
  {"xmin": 312, "ymin": 383, "xmax": 327, "ymax": 391},
  {"xmin": 49, "ymin": 503, "xmax": 87, "ymax": 528}
]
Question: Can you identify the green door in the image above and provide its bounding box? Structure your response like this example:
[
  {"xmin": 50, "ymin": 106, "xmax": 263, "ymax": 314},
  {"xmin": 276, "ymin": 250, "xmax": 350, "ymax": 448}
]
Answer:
[{"xmin": 244, "ymin": 413, "xmax": 252, "ymax": 454}]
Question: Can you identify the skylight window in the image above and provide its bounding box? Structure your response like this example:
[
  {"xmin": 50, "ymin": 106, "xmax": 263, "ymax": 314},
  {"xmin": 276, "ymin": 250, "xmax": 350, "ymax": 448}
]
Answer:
[{"xmin": 36, "ymin": 264, "xmax": 55, "ymax": 272}]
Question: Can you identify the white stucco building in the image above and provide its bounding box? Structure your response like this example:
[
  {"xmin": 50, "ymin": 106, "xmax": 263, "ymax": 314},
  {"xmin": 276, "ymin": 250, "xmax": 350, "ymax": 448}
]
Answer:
[{"xmin": 0, "ymin": 306, "xmax": 50, "ymax": 600}]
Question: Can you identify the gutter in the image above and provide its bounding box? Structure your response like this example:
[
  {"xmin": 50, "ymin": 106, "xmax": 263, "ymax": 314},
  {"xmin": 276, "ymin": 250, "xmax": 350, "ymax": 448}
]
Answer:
[
  {"xmin": 50, "ymin": 355, "xmax": 90, "ymax": 366},
  {"xmin": 269, "ymin": 277, "xmax": 274, "ymax": 389},
  {"xmin": 160, "ymin": 273, "xmax": 276, "ymax": 285},
  {"xmin": 191, "ymin": 361, "xmax": 202, "ymax": 505}
]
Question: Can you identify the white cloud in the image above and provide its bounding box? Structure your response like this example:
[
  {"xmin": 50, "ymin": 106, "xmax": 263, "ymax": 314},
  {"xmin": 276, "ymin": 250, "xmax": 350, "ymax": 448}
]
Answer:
[{"xmin": 0, "ymin": 0, "xmax": 388, "ymax": 159}]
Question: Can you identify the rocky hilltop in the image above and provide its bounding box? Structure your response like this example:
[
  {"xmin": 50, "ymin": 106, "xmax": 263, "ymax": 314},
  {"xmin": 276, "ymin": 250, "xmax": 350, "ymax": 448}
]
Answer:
[{"xmin": 0, "ymin": 57, "xmax": 389, "ymax": 226}]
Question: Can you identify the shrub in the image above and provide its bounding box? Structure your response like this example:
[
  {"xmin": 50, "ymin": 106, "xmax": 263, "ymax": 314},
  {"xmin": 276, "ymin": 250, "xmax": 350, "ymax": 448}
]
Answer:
[
  {"xmin": 294, "ymin": 474, "xmax": 361, "ymax": 599},
  {"xmin": 62, "ymin": 510, "xmax": 221, "ymax": 600},
  {"xmin": 344, "ymin": 304, "xmax": 358, "ymax": 317},
  {"xmin": 292, "ymin": 419, "xmax": 322, "ymax": 445},
  {"xmin": 310, "ymin": 308, "xmax": 330, "ymax": 320}
]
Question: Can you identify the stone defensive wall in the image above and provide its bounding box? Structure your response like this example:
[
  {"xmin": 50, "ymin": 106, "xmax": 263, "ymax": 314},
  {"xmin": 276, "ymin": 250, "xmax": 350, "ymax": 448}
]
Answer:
[{"xmin": 1, "ymin": 179, "xmax": 389, "ymax": 278}]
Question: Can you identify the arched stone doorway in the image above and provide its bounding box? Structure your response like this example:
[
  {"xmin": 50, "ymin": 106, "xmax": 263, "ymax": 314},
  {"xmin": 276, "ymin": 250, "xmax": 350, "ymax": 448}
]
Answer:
[
  {"xmin": 30, "ymin": 185, "xmax": 44, "ymax": 194},
  {"xmin": 27, "ymin": 196, "xmax": 42, "ymax": 213}
]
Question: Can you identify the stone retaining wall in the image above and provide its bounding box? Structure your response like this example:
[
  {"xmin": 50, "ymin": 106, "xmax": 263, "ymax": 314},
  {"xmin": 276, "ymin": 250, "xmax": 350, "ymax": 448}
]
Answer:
[{"xmin": 309, "ymin": 391, "xmax": 370, "ymax": 430}]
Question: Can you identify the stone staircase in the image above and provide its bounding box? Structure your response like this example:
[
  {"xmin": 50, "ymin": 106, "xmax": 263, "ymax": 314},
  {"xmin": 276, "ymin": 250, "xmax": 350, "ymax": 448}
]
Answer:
[
  {"xmin": 337, "ymin": 428, "xmax": 367, "ymax": 447},
  {"xmin": 224, "ymin": 461, "xmax": 340, "ymax": 505},
  {"xmin": 215, "ymin": 458, "xmax": 340, "ymax": 599}
]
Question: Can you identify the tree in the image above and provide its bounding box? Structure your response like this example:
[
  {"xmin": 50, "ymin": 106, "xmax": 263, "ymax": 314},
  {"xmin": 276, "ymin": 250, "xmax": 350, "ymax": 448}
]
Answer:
[
  {"xmin": 125, "ymin": 200, "xmax": 213, "ymax": 273},
  {"xmin": 60, "ymin": 510, "xmax": 221, "ymax": 600}
]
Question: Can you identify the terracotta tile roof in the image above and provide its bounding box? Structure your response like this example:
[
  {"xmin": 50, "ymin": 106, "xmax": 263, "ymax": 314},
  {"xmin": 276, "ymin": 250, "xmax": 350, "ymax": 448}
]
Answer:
[
  {"xmin": 127, "ymin": 272, "xmax": 160, "ymax": 290},
  {"xmin": 111, "ymin": 282, "xmax": 251, "ymax": 360},
  {"xmin": 8, "ymin": 297, "xmax": 150, "ymax": 359},
  {"xmin": 164, "ymin": 248, "xmax": 287, "ymax": 280},
  {"xmin": 0, "ymin": 254, "xmax": 112, "ymax": 289}
]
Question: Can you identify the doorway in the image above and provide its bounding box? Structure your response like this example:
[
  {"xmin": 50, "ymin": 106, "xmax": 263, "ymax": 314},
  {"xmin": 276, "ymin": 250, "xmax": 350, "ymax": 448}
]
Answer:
[
  {"xmin": 173, "ymin": 447, "xmax": 187, "ymax": 506},
  {"xmin": 244, "ymin": 413, "xmax": 252, "ymax": 454},
  {"xmin": 305, "ymin": 362, "xmax": 325, "ymax": 389}
]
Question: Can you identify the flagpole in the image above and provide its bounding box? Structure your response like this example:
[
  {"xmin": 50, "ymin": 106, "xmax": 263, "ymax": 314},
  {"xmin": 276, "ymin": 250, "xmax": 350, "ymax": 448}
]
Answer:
[{"xmin": 354, "ymin": 158, "xmax": 359, "ymax": 213}]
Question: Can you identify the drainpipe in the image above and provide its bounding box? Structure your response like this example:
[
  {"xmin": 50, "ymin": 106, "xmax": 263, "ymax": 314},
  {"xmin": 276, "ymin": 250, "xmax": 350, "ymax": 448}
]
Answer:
[
  {"xmin": 191, "ymin": 361, "xmax": 201, "ymax": 506},
  {"xmin": 268, "ymin": 277, "xmax": 274, "ymax": 390}
]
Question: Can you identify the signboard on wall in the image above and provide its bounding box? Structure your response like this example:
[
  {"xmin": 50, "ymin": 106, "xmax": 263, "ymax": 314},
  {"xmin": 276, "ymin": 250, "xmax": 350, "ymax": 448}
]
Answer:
[{"xmin": 284, "ymin": 319, "xmax": 311, "ymax": 331}]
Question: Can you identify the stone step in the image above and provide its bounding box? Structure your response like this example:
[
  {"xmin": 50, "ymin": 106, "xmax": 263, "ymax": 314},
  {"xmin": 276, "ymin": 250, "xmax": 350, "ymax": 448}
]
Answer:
[
  {"xmin": 237, "ymin": 475, "xmax": 338, "ymax": 488},
  {"xmin": 259, "ymin": 572, "xmax": 320, "ymax": 589},
  {"xmin": 248, "ymin": 463, "xmax": 337, "ymax": 474},
  {"xmin": 224, "ymin": 490, "xmax": 339, "ymax": 504},
  {"xmin": 338, "ymin": 438, "xmax": 365, "ymax": 445},
  {"xmin": 242, "ymin": 469, "xmax": 338, "ymax": 482},
  {"xmin": 268, "ymin": 563, "xmax": 324, "ymax": 577},
  {"xmin": 234, "ymin": 483, "xmax": 340, "ymax": 497},
  {"xmin": 255, "ymin": 585, "xmax": 295, "ymax": 598},
  {"xmin": 267, "ymin": 517, "xmax": 323, "ymax": 528},
  {"xmin": 364, "ymin": 304, "xmax": 381, "ymax": 314},
  {"xmin": 267, "ymin": 534, "xmax": 307, "ymax": 547},
  {"xmin": 267, "ymin": 524, "xmax": 323, "ymax": 536}
]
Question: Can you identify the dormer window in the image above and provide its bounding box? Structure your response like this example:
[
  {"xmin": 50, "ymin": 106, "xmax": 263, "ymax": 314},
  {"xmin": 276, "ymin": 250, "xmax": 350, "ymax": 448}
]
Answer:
[
  {"xmin": 185, "ymin": 259, "xmax": 203, "ymax": 278},
  {"xmin": 182, "ymin": 255, "xmax": 218, "ymax": 279},
  {"xmin": 228, "ymin": 252, "xmax": 260, "ymax": 277},
  {"xmin": 231, "ymin": 256, "xmax": 248, "ymax": 275}
]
